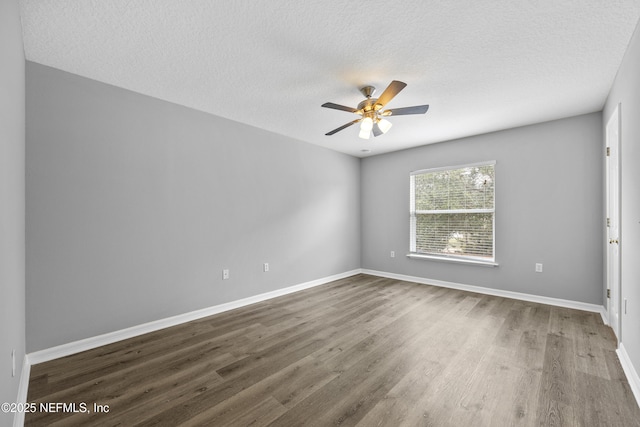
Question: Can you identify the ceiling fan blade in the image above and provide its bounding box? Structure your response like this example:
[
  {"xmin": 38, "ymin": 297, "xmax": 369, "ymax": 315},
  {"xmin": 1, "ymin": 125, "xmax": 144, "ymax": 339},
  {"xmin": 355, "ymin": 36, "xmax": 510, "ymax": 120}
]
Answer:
[
  {"xmin": 372, "ymin": 122, "xmax": 383, "ymax": 137},
  {"xmin": 375, "ymin": 80, "xmax": 407, "ymax": 108},
  {"xmin": 321, "ymin": 102, "xmax": 358, "ymax": 113},
  {"xmin": 325, "ymin": 119, "xmax": 361, "ymax": 136},
  {"xmin": 383, "ymin": 104, "xmax": 429, "ymax": 116}
]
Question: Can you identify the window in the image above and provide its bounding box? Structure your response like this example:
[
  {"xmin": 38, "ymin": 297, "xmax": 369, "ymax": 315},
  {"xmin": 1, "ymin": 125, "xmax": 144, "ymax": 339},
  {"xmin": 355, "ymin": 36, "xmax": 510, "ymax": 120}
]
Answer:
[{"xmin": 410, "ymin": 161, "xmax": 495, "ymax": 263}]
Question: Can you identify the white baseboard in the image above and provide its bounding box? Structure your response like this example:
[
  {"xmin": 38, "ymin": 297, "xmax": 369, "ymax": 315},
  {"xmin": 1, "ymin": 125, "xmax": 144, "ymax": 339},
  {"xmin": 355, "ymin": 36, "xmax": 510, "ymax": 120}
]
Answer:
[
  {"xmin": 22, "ymin": 267, "xmax": 635, "ymax": 424},
  {"xmin": 617, "ymin": 343, "xmax": 640, "ymax": 408},
  {"xmin": 600, "ymin": 306, "xmax": 610, "ymax": 326},
  {"xmin": 28, "ymin": 269, "xmax": 361, "ymax": 365},
  {"xmin": 13, "ymin": 354, "xmax": 31, "ymax": 427},
  {"xmin": 362, "ymin": 269, "xmax": 606, "ymax": 316},
  {"xmin": 27, "ymin": 268, "xmax": 609, "ymax": 367}
]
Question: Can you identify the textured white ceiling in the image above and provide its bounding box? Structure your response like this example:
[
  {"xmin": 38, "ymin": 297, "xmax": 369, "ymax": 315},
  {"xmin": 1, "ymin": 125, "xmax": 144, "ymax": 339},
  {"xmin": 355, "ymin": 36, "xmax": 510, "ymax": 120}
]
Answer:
[{"xmin": 20, "ymin": 0, "xmax": 640, "ymax": 157}]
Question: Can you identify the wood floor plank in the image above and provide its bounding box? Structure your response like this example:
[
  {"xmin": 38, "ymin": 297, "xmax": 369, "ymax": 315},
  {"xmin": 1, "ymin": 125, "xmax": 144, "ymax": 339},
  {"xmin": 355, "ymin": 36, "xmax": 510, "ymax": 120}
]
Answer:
[
  {"xmin": 455, "ymin": 345, "xmax": 522, "ymax": 426},
  {"xmin": 267, "ymin": 308, "xmax": 439, "ymax": 426},
  {"xmin": 603, "ymin": 348, "xmax": 640, "ymax": 424},
  {"xmin": 24, "ymin": 274, "xmax": 640, "ymax": 426},
  {"xmin": 179, "ymin": 355, "xmax": 336, "ymax": 426},
  {"xmin": 548, "ymin": 306, "xmax": 578, "ymax": 338},
  {"xmin": 573, "ymin": 322, "xmax": 614, "ymax": 379},
  {"xmin": 494, "ymin": 308, "xmax": 526, "ymax": 349},
  {"xmin": 48, "ymin": 360, "xmax": 224, "ymax": 426},
  {"xmin": 536, "ymin": 333, "xmax": 578, "ymax": 426},
  {"xmin": 465, "ymin": 294, "xmax": 505, "ymax": 319},
  {"xmin": 575, "ymin": 370, "xmax": 629, "ymax": 427},
  {"xmin": 134, "ymin": 336, "xmax": 333, "ymax": 425},
  {"xmin": 27, "ymin": 321, "xmax": 264, "ymax": 401},
  {"xmin": 26, "ymin": 344, "xmax": 232, "ymax": 425},
  {"xmin": 224, "ymin": 396, "xmax": 287, "ymax": 427},
  {"xmin": 420, "ymin": 316, "xmax": 504, "ymax": 426},
  {"xmin": 514, "ymin": 328, "xmax": 547, "ymax": 371},
  {"xmin": 491, "ymin": 366, "xmax": 541, "ymax": 427},
  {"xmin": 354, "ymin": 358, "xmax": 444, "ymax": 427}
]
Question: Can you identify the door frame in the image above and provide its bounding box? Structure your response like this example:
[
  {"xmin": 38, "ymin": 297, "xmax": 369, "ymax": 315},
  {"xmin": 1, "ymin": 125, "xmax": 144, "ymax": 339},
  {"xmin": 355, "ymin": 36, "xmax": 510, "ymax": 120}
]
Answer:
[{"xmin": 606, "ymin": 103, "xmax": 621, "ymax": 342}]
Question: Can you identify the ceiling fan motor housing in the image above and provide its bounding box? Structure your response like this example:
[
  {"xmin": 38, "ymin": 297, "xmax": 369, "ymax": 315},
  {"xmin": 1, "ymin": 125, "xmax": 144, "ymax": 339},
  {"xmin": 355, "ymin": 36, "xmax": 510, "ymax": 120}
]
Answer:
[{"xmin": 357, "ymin": 98, "xmax": 381, "ymax": 114}]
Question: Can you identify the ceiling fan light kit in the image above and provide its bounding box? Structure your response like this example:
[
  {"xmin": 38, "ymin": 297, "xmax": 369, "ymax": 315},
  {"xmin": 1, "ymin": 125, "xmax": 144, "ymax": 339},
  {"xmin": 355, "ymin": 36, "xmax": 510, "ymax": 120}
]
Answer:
[{"xmin": 322, "ymin": 80, "xmax": 429, "ymax": 139}]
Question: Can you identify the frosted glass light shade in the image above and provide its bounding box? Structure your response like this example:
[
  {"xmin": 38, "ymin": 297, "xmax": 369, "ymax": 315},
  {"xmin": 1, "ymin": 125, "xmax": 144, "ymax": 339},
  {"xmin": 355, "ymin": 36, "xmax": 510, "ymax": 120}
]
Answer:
[
  {"xmin": 360, "ymin": 117, "xmax": 373, "ymax": 131},
  {"xmin": 377, "ymin": 118, "xmax": 393, "ymax": 134}
]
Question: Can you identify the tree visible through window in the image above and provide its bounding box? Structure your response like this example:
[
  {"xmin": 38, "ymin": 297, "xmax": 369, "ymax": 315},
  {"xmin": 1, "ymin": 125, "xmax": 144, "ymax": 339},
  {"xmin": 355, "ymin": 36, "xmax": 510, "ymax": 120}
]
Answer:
[{"xmin": 410, "ymin": 162, "xmax": 495, "ymax": 261}]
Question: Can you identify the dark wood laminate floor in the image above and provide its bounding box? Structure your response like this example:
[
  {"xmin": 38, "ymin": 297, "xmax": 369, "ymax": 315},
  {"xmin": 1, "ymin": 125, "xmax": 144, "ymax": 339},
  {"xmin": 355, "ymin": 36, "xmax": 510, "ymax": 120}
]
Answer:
[{"xmin": 25, "ymin": 274, "xmax": 640, "ymax": 426}]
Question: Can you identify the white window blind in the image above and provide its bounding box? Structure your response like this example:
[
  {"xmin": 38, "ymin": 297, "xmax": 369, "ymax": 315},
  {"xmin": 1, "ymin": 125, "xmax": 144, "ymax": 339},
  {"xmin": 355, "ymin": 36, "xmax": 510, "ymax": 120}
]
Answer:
[{"xmin": 410, "ymin": 162, "xmax": 495, "ymax": 262}]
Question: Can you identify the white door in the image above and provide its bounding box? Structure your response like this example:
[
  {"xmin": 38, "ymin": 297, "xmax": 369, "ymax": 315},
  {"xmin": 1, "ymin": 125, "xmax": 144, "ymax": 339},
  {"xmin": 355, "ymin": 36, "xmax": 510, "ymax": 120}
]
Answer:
[{"xmin": 606, "ymin": 104, "xmax": 621, "ymax": 341}]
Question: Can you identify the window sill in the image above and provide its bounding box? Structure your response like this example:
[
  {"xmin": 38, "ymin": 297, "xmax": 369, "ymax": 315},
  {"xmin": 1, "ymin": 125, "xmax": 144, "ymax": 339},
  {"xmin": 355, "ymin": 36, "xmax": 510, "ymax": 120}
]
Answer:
[{"xmin": 406, "ymin": 253, "xmax": 499, "ymax": 267}]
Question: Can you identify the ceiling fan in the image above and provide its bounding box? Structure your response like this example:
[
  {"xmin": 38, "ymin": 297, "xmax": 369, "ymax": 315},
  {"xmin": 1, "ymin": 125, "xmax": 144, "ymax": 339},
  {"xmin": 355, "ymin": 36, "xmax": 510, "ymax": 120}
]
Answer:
[{"xmin": 321, "ymin": 80, "xmax": 429, "ymax": 139}]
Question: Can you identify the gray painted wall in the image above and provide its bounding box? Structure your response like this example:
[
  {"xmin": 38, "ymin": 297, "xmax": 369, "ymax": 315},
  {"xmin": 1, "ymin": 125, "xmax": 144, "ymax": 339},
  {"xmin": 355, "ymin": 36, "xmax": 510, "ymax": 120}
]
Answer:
[
  {"xmin": 26, "ymin": 62, "xmax": 361, "ymax": 352},
  {"xmin": 0, "ymin": 0, "xmax": 26, "ymax": 425},
  {"xmin": 604, "ymin": 19, "xmax": 640, "ymax": 385},
  {"xmin": 361, "ymin": 113, "xmax": 603, "ymax": 305}
]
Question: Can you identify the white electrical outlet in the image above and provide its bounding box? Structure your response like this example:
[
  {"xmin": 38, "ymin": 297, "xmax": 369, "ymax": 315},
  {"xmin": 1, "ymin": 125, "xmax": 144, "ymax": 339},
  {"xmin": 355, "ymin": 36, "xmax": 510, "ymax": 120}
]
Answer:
[
  {"xmin": 535, "ymin": 263, "xmax": 543, "ymax": 273},
  {"xmin": 263, "ymin": 263, "xmax": 269, "ymax": 272},
  {"xmin": 390, "ymin": 251, "xmax": 395, "ymax": 258},
  {"xmin": 222, "ymin": 269, "xmax": 230, "ymax": 280},
  {"xmin": 624, "ymin": 298, "xmax": 628, "ymax": 314}
]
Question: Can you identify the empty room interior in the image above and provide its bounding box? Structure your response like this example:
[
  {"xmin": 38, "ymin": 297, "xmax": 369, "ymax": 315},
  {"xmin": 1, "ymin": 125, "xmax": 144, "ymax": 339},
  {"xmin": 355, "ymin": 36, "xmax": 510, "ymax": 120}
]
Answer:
[{"xmin": 4, "ymin": 1, "xmax": 640, "ymax": 426}]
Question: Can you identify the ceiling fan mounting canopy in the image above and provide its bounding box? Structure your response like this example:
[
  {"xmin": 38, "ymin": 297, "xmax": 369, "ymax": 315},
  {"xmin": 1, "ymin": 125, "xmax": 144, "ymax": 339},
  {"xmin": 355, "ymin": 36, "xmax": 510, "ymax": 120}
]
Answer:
[
  {"xmin": 359, "ymin": 85, "xmax": 376, "ymax": 98},
  {"xmin": 321, "ymin": 80, "xmax": 429, "ymax": 139}
]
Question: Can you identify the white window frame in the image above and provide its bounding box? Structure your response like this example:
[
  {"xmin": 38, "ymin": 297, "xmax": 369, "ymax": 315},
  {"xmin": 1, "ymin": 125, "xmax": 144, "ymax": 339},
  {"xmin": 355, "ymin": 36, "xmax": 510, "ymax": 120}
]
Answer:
[{"xmin": 408, "ymin": 161, "xmax": 498, "ymax": 267}]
